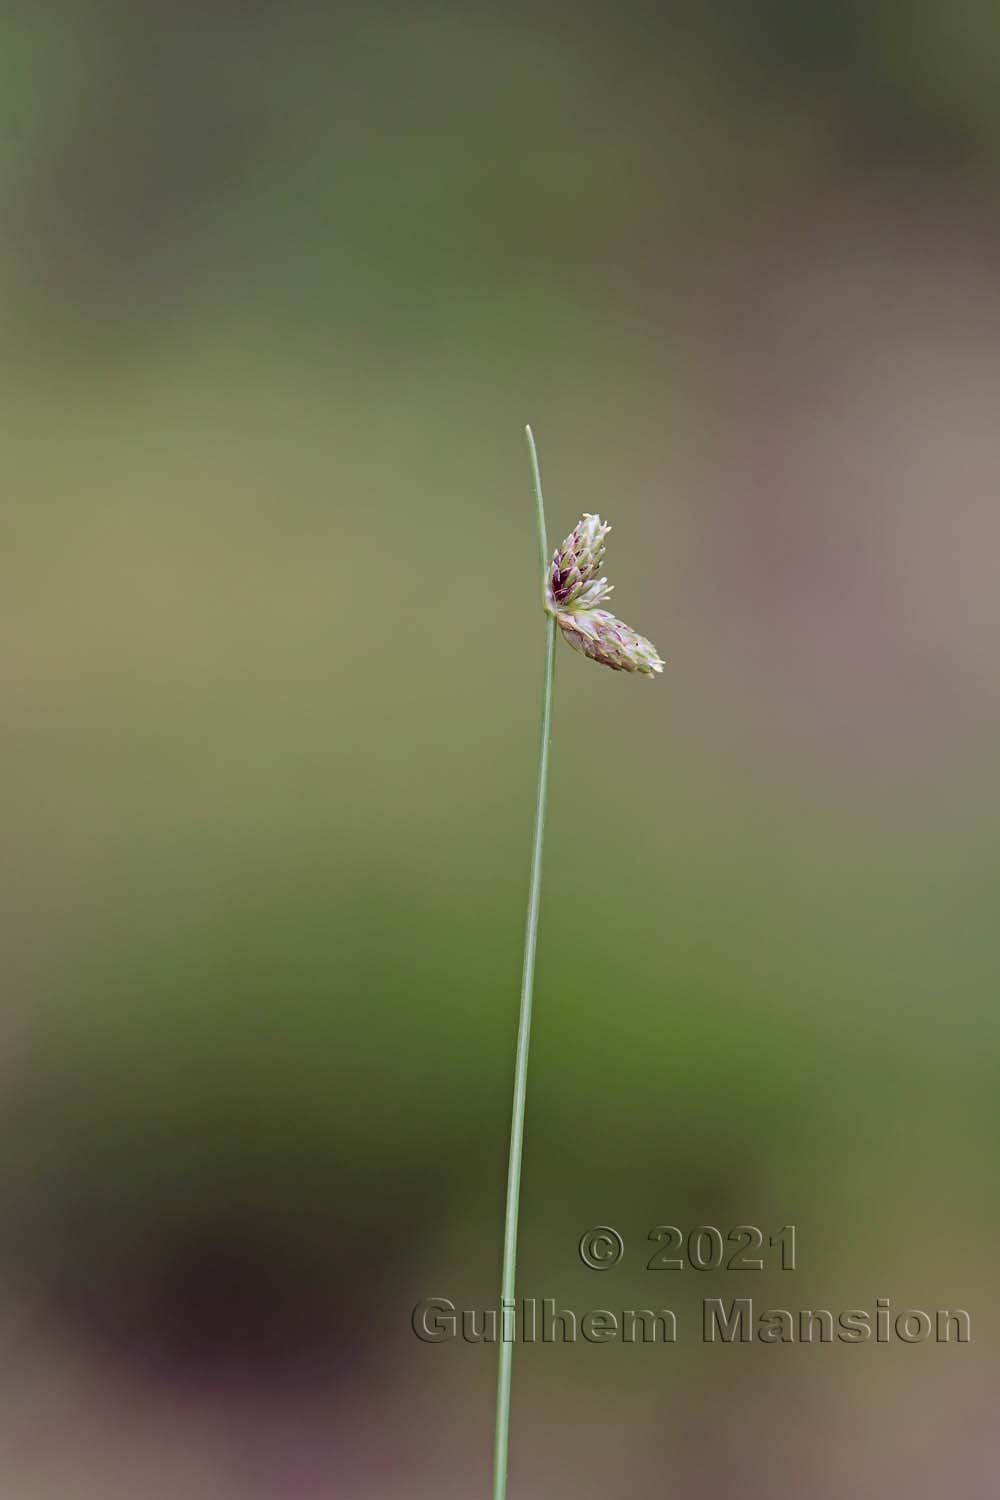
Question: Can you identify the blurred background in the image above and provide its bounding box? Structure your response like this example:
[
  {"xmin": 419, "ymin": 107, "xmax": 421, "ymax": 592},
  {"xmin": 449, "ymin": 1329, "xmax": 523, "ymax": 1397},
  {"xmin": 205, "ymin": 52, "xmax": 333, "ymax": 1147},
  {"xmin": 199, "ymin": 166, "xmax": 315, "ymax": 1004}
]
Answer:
[{"xmin": 2, "ymin": 2, "xmax": 999, "ymax": 1495}]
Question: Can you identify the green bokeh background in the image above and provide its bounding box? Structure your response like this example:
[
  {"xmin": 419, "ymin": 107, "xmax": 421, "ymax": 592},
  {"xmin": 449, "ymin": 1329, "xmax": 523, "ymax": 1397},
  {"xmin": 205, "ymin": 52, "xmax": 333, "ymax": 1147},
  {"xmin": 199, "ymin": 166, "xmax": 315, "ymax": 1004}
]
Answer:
[{"xmin": 2, "ymin": 4, "xmax": 998, "ymax": 1496}]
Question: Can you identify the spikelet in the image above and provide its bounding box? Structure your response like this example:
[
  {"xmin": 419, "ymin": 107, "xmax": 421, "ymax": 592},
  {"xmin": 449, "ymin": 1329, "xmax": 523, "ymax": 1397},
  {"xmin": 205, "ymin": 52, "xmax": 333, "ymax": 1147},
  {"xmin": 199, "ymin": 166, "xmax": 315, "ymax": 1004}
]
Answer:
[{"xmin": 546, "ymin": 514, "xmax": 664, "ymax": 677}]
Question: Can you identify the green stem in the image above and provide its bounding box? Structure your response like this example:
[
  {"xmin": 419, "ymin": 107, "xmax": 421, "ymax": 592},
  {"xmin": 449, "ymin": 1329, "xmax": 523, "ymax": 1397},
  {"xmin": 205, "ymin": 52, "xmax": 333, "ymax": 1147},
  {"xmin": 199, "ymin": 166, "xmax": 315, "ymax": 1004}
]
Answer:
[{"xmin": 492, "ymin": 426, "xmax": 556, "ymax": 1500}]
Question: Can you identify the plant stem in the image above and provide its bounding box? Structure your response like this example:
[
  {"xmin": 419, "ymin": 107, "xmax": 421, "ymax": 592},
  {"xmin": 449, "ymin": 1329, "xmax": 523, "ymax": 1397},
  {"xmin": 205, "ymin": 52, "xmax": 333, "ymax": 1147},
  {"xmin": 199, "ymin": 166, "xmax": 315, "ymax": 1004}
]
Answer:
[{"xmin": 492, "ymin": 425, "xmax": 556, "ymax": 1500}]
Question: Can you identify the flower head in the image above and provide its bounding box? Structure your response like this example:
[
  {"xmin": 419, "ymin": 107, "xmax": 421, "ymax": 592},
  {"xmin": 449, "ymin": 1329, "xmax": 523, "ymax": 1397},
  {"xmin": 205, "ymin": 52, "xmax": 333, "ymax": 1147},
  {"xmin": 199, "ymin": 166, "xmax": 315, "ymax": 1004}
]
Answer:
[
  {"xmin": 546, "ymin": 514, "xmax": 664, "ymax": 677},
  {"xmin": 546, "ymin": 513, "xmax": 613, "ymax": 613}
]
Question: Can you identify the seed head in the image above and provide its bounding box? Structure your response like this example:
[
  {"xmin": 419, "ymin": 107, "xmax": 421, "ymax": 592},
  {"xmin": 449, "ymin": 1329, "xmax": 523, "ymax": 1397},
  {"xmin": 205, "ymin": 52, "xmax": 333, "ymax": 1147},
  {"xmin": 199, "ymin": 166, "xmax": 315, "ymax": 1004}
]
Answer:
[
  {"xmin": 546, "ymin": 514, "xmax": 664, "ymax": 677},
  {"xmin": 546, "ymin": 513, "xmax": 613, "ymax": 612}
]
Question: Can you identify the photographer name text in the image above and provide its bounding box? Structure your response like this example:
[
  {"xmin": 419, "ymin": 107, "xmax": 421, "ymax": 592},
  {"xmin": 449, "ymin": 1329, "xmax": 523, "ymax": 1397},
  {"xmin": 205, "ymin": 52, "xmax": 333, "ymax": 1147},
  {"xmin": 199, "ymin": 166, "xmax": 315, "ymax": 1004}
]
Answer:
[{"xmin": 412, "ymin": 1296, "xmax": 971, "ymax": 1345}]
